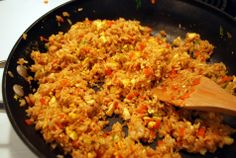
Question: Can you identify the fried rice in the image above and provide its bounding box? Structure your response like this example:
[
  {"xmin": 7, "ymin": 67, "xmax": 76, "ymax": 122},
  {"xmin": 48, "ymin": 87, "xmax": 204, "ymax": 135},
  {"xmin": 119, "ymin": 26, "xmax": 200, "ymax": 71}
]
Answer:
[{"xmin": 24, "ymin": 18, "xmax": 236, "ymax": 158}]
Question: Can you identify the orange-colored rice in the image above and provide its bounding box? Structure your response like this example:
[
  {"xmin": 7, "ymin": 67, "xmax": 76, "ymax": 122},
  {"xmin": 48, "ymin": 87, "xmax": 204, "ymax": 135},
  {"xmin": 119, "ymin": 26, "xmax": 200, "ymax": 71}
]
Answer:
[{"xmin": 25, "ymin": 18, "xmax": 236, "ymax": 158}]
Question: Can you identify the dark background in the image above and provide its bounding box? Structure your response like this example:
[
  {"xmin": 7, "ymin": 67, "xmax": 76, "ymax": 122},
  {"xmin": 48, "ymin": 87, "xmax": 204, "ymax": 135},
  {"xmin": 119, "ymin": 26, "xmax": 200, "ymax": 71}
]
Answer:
[{"xmin": 198, "ymin": 0, "xmax": 236, "ymax": 17}]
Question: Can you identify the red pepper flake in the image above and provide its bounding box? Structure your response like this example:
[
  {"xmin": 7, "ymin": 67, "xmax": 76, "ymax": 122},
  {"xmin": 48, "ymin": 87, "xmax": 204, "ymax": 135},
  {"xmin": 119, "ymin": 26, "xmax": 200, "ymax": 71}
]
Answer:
[
  {"xmin": 104, "ymin": 68, "xmax": 113, "ymax": 76},
  {"xmin": 143, "ymin": 67, "xmax": 154, "ymax": 77},
  {"xmin": 25, "ymin": 119, "xmax": 33, "ymax": 125},
  {"xmin": 179, "ymin": 127, "xmax": 185, "ymax": 137},
  {"xmin": 197, "ymin": 127, "xmax": 206, "ymax": 137}
]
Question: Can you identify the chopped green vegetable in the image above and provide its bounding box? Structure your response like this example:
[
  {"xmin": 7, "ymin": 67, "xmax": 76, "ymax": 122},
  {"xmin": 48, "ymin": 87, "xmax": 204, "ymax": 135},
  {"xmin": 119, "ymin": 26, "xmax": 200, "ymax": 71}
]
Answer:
[
  {"xmin": 219, "ymin": 25, "xmax": 224, "ymax": 38},
  {"xmin": 135, "ymin": 0, "xmax": 142, "ymax": 9}
]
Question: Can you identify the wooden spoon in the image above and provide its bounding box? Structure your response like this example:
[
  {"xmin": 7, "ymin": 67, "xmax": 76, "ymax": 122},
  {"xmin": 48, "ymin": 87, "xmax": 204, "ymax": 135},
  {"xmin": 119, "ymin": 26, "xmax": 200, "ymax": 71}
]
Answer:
[{"xmin": 153, "ymin": 76, "xmax": 236, "ymax": 115}]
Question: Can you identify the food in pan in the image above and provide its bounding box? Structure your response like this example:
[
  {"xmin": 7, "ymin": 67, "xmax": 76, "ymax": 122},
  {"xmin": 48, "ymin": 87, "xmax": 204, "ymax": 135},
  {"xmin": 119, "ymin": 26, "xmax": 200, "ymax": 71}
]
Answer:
[{"xmin": 21, "ymin": 18, "xmax": 236, "ymax": 158}]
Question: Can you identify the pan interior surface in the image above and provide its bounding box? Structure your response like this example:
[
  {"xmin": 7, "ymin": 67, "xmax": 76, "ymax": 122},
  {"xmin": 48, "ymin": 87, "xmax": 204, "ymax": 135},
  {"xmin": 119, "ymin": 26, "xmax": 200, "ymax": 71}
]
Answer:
[{"xmin": 2, "ymin": 0, "xmax": 236, "ymax": 158}]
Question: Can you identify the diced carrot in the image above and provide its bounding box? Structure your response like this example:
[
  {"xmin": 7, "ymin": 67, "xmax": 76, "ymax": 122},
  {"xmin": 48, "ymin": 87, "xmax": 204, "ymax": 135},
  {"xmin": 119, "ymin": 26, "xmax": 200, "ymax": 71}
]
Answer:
[
  {"xmin": 153, "ymin": 120, "xmax": 161, "ymax": 129},
  {"xmin": 169, "ymin": 69, "xmax": 177, "ymax": 78},
  {"xmin": 117, "ymin": 155, "xmax": 123, "ymax": 158},
  {"xmin": 200, "ymin": 56, "xmax": 206, "ymax": 62},
  {"xmin": 197, "ymin": 127, "xmax": 206, "ymax": 137},
  {"xmin": 220, "ymin": 76, "xmax": 233, "ymax": 83},
  {"xmin": 192, "ymin": 78, "xmax": 200, "ymax": 86},
  {"xmin": 194, "ymin": 51, "xmax": 200, "ymax": 57},
  {"xmin": 126, "ymin": 93, "xmax": 135, "ymax": 100},
  {"xmin": 59, "ymin": 113, "xmax": 66, "ymax": 119},
  {"xmin": 104, "ymin": 68, "xmax": 113, "ymax": 76},
  {"xmin": 179, "ymin": 127, "xmax": 185, "ymax": 137},
  {"xmin": 107, "ymin": 21, "xmax": 114, "ymax": 27},
  {"xmin": 156, "ymin": 37, "xmax": 163, "ymax": 44},
  {"xmin": 114, "ymin": 102, "xmax": 119, "ymax": 109},
  {"xmin": 75, "ymin": 88, "xmax": 81, "ymax": 94},
  {"xmin": 55, "ymin": 121, "xmax": 64, "ymax": 129},
  {"xmin": 157, "ymin": 140, "xmax": 164, "ymax": 146},
  {"xmin": 139, "ymin": 95, "xmax": 146, "ymax": 100},
  {"xmin": 165, "ymin": 44, "xmax": 171, "ymax": 49},
  {"xmin": 143, "ymin": 67, "xmax": 154, "ymax": 77},
  {"xmin": 139, "ymin": 42, "xmax": 146, "ymax": 51},
  {"xmin": 25, "ymin": 119, "xmax": 33, "ymax": 125},
  {"xmin": 171, "ymin": 84, "xmax": 179, "ymax": 90},
  {"xmin": 149, "ymin": 130, "xmax": 156, "ymax": 138},
  {"xmin": 136, "ymin": 104, "xmax": 148, "ymax": 114},
  {"xmin": 61, "ymin": 79, "xmax": 70, "ymax": 86},
  {"xmin": 179, "ymin": 91, "xmax": 191, "ymax": 100},
  {"xmin": 40, "ymin": 97, "xmax": 46, "ymax": 105},
  {"xmin": 129, "ymin": 52, "xmax": 135, "ymax": 60}
]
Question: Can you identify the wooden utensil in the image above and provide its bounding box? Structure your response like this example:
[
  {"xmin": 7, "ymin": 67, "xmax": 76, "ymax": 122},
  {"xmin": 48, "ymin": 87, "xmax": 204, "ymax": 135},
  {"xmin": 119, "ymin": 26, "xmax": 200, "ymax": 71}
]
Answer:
[{"xmin": 153, "ymin": 76, "xmax": 236, "ymax": 115}]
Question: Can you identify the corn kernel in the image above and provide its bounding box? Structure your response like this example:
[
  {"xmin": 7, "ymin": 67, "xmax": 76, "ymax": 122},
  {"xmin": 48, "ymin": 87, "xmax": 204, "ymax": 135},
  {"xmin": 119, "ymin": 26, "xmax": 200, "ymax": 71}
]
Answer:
[
  {"xmin": 123, "ymin": 107, "xmax": 130, "ymax": 120},
  {"xmin": 106, "ymin": 102, "xmax": 114, "ymax": 116},
  {"xmin": 121, "ymin": 79, "xmax": 130, "ymax": 87},
  {"xmin": 224, "ymin": 136, "xmax": 234, "ymax": 145},
  {"xmin": 49, "ymin": 96, "xmax": 56, "ymax": 107},
  {"xmin": 148, "ymin": 121, "xmax": 156, "ymax": 128},
  {"xmin": 199, "ymin": 148, "xmax": 207, "ymax": 155},
  {"xmin": 99, "ymin": 35, "xmax": 107, "ymax": 43},
  {"xmin": 68, "ymin": 112, "xmax": 78, "ymax": 119},
  {"xmin": 87, "ymin": 152, "xmax": 95, "ymax": 158},
  {"xmin": 187, "ymin": 33, "xmax": 197, "ymax": 40},
  {"xmin": 69, "ymin": 131, "xmax": 78, "ymax": 140}
]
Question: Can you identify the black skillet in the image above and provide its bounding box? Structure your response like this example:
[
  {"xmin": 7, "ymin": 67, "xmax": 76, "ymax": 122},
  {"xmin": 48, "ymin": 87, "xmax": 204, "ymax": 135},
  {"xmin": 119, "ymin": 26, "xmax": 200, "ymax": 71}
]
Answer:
[{"xmin": 2, "ymin": 0, "xmax": 236, "ymax": 157}]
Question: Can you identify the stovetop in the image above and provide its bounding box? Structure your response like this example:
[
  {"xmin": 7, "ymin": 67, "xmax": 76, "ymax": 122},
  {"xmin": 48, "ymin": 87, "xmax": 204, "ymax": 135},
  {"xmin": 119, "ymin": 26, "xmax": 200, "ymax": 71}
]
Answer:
[{"xmin": 0, "ymin": 0, "xmax": 235, "ymax": 158}]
